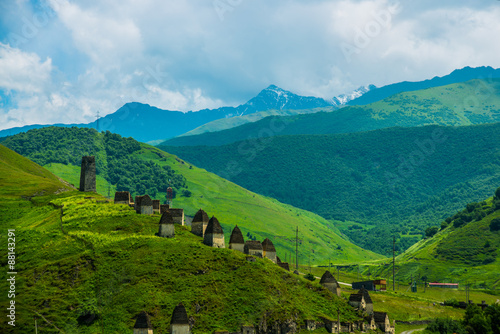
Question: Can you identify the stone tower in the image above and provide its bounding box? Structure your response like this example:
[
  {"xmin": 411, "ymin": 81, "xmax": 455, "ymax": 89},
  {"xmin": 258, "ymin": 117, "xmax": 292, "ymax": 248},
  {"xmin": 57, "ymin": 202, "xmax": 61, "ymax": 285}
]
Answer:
[
  {"xmin": 320, "ymin": 270, "xmax": 341, "ymax": 297},
  {"xmin": 158, "ymin": 211, "xmax": 175, "ymax": 238},
  {"xmin": 262, "ymin": 238, "xmax": 277, "ymax": 263},
  {"xmin": 140, "ymin": 195, "xmax": 154, "ymax": 215},
  {"xmin": 203, "ymin": 216, "xmax": 225, "ymax": 248},
  {"xmin": 133, "ymin": 311, "xmax": 153, "ymax": 334},
  {"xmin": 229, "ymin": 225, "xmax": 245, "ymax": 252},
  {"xmin": 191, "ymin": 208, "xmax": 209, "ymax": 237},
  {"xmin": 79, "ymin": 156, "xmax": 96, "ymax": 192},
  {"xmin": 170, "ymin": 303, "xmax": 190, "ymax": 334}
]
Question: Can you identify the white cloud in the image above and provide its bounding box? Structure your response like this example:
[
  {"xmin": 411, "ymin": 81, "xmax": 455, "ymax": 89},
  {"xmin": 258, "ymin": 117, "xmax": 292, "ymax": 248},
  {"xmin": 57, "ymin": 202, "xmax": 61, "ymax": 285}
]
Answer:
[
  {"xmin": 0, "ymin": 43, "xmax": 52, "ymax": 93},
  {"xmin": 1, "ymin": 0, "xmax": 500, "ymax": 131}
]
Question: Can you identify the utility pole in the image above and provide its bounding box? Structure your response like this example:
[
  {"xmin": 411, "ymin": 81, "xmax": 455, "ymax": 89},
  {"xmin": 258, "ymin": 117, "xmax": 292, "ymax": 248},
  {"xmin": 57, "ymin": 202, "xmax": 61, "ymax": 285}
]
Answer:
[{"xmin": 393, "ymin": 235, "xmax": 396, "ymax": 291}]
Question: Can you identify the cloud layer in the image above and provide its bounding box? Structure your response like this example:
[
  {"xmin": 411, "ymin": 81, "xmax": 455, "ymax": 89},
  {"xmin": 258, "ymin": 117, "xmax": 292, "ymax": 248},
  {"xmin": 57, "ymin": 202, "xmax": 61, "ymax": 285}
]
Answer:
[{"xmin": 1, "ymin": 0, "xmax": 500, "ymax": 130}]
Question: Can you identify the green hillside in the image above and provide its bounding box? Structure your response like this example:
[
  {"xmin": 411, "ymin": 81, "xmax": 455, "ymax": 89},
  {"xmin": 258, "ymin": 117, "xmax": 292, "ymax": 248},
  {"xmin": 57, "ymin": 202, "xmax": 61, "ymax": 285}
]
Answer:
[
  {"xmin": 180, "ymin": 107, "xmax": 336, "ymax": 137},
  {"xmin": 0, "ymin": 127, "xmax": 382, "ymax": 265},
  {"xmin": 0, "ymin": 150, "xmax": 361, "ymax": 333},
  {"xmin": 162, "ymin": 79, "xmax": 500, "ymax": 147},
  {"xmin": 344, "ymin": 188, "xmax": 500, "ymax": 290},
  {"xmin": 161, "ymin": 123, "xmax": 500, "ymax": 255}
]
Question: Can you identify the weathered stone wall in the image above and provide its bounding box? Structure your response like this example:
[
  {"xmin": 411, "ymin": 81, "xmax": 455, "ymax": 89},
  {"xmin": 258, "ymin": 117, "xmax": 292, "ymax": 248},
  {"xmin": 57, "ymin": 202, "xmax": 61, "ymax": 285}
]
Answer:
[
  {"xmin": 229, "ymin": 243, "xmax": 244, "ymax": 252},
  {"xmin": 152, "ymin": 200, "xmax": 160, "ymax": 213},
  {"xmin": 204, "ymin": 233, "xmax": 225, "ymax": 248},
  {"xmin": 171, "ymin": 323, "xmax": 190, "ymax": 334},
  {"xmin": 263, "ymin": 250, "xmax": 277, "ymax": 263},
  {"xmin": 158, "ymin": 224, "xmax": 175, "ymax": 238},
  {"xmin": 170, "ymin": 209, "xmax": 185, "ymax": 225},
  {"xmin": 133, "ymin": 329, "xmax": 153, "ymax": 334},
  {"xmin": 321, "ymin": 282, "xmax": 341, "ymax": 297},
  {"xmin": 191, "ymin": 221, "xmax": 206, "ymax": 237},
  {"xmin": 141, "ymin": 205, "xmax": 153, "ymax": 215}
]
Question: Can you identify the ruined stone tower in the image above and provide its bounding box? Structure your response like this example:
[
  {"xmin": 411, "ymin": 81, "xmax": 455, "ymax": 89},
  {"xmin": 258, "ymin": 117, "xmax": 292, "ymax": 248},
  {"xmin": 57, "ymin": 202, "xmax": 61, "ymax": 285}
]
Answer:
[
  {"xmin": 170, "ymin": 303, "xmax": 190, "ymax": 334},
  {"xmin": 229, "ymin": 225, "xmax": 245, "ymax": 252},
  {"xmin": 262, "ymin": 238, "xmax": 277, "ymax": 263},
  {"xmin": 203, "ymin": 216, "xmax": 225, "ymax": 248},
  {"xmin": 79, "ymin": 156, "xmax": 96, "ymax": 192},
  {"xmin": 133, "ymin": 311, "xmax": 153, "ymax": 334},
  {"xmin": 158, "ymin": 210, "xmax": 175, "ymax": 238},
  {"xmin": 191, "ymin": 208, "xmax": 209, "ymax": 237}
]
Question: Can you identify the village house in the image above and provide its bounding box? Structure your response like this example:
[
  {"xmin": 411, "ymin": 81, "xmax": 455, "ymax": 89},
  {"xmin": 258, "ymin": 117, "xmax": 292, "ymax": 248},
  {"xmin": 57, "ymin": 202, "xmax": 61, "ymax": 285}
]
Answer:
[
  {"xmin": 191, "ymin": 208, "xmax": 210, "ymax": 237},
  {"xmin": 203, "ymin": 216, "xmax": 225, "ymax": 248},
  {"xmin": 229, "ymin": 225, "xmax": 245, "ymax": 252},
  {"xmin": 133, "ymin": 311, "xmax": 153, "ymax": 334}
]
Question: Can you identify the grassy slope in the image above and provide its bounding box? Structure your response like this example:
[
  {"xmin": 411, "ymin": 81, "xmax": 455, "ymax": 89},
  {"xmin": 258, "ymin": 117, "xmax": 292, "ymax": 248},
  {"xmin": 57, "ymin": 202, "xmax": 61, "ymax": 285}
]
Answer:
[
  {"xmin": 340, "ymin": 197, "xmax": 500, "ymax": 289},
  {"xmin": 180, "ymin": 107, "xmax": 336, "ymax": 137},
  {"xmin": 162, "ymin": 79, "xmax": 500, "ymax": 147},
  {"xmin": 115, "ymin": 144, "xmax": 384, "ymax": 265},
  {"xmin": 0, "ymin": 150, "xmax": 361, "ymax": 333}
]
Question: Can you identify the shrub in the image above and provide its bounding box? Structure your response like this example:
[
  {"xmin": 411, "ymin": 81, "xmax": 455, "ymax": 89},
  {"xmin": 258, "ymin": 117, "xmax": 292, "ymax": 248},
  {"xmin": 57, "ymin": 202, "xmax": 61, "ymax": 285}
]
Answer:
[
  {"xmin": 490, "ymin": 218, "xmax": 500, "ymax": 232},
  {"xmin": 304, "ymin": 273, "xmax": 316, "ymax": 281},
  {"xmin": 425, "ymin": 226, "xmax": 439, "ymax": 238}
]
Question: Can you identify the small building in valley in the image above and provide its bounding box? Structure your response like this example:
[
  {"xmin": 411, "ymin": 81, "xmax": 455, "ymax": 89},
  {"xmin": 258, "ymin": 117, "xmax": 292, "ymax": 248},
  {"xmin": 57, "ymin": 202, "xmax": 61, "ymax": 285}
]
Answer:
[
  {"xmin": 229, "ymin": 225, "xmax": 245, "ymax": 252},
  {"xmin": 352, "ymin": 279, "xmax": 387, "ymax": 291},
  {"xmin": 262, "ymin": 238, "xmax": 277, "ymax": 263},
  {"xmin": 203, "ymin": 216, "xmax": 225, "ymax": 248},
  {"xmin": 133, "ymin": 311, "xmax": 153, "ymax": 334},
  {"xmin": 191, "ymin": 208, "xmax": 209, "ymax": 237}
]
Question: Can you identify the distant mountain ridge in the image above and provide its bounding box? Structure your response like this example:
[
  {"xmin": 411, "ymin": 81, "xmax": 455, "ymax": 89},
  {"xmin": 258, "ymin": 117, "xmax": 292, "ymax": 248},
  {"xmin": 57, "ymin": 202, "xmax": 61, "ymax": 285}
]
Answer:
[
  {"xmin": 331, "ymin": 85, "xmax": 376, "ymax": 106},
  {"xmin": 348, "ymin": 66, "xmax": 500, "ymax": 106},
  {"xmin": 0, "ymin": 85, "xmax": 333, "ymax": 143}
]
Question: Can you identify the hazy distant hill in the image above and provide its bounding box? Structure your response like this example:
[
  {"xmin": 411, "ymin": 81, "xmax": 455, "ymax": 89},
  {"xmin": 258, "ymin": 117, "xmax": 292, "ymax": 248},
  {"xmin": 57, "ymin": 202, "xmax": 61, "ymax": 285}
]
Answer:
[
  {"xmin": 162, "ymin": 78, "xmax": 500, "ymax": 147},
  {"xmin": 161, "ymin": 123, "xmax": 500, "ymax": 254}
]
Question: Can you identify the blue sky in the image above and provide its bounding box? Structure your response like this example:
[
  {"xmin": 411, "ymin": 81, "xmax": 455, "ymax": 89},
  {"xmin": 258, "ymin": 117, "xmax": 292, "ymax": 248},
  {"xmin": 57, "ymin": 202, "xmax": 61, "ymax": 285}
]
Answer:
[{"xmin": 1, "ymin": 0, "xmax": 500, "ymax": 130}]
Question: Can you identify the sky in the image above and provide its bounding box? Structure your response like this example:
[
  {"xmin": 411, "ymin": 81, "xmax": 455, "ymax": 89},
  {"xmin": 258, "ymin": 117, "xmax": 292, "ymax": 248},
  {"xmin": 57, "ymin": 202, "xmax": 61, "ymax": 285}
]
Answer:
[{"xmin": 1, "ymin": 0, "xmax": 500, "ymax": 131}]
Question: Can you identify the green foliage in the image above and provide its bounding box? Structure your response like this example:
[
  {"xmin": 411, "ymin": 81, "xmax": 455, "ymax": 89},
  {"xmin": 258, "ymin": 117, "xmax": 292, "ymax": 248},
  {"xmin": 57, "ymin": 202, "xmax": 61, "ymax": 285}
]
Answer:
[
  {"xmin": 1, "ymin": 127, "xmax": 187, "ymax": 200},
  {"xmin": 426, "ymin": 226, "xmax": 439, "ymax": 238},
  {"xmin": 490, "ymin": 218, "xmax": 500, "ymax": 232},
  {"xmin": 163, "ymin": 123, "xmax": 500, "ymax": 254},
  {"xmin": 424, "ymin": 317, "xmax": 467, "ymax": 334},
  {"xmin": 304, "ymin": 273, "xmax": 316, "ymax": 281}
]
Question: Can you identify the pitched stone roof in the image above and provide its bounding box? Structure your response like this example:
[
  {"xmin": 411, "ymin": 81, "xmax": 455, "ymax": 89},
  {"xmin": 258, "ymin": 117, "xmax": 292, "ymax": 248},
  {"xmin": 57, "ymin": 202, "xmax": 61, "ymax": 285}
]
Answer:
[
  {"xmin": 229, "ymin": 225, "xmax": 244, "ymax": 244},
  {"xmin": 358, "ymin": 288, "xmax": 373, "ymax": 304},
  {"xmin": 244, "ymin": 240, "xmax": 263, "ymax": 250},
  {"xmin": 373, "ymin": 311, "xmax": 388, "ymax": 323},
  {"xmin": 159, "ymin": 211, "xmax": 175, "ymax": 225},
  {"xmin": 170, "ymin": 208, "xmax": 184, "ymax": 217},
  {"xmin": 114, "ymin": 191, "xmax": 130, "ymax": 202},
  {"xmin": 134, "ymin": 311, "xmax": 152, "ymax": 329},
  {"xmin": 192, "ymin": 208, "xmax": 209, "ymax": 223},
  {"xmin": 141, "ymin": 195, "xmax": 153, "ymax": 206},
  {"xmin": 205, "ymin": 216, "xmax": 223, "ymax": 234},
  {"xmin": 171, "ymin": 303, "xmax": 189, "ymax": 325},
  {"xmin": 262, "ymin": 238, "xmax": 276, "ymax": 252},
  {"xmin": 276, "ymin": 256, "xmax": 282, "ymax": 264},
  {"xmin": 320, "ymin": 270, "xmax": 338, "ymax": 284},
  {"xmin": 349, "ymin": 293, "xmax": 364, "ymax": 302}
]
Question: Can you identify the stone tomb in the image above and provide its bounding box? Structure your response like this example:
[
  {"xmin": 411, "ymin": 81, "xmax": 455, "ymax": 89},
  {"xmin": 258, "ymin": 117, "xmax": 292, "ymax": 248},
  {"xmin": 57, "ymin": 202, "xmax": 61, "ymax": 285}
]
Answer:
[
  {"xmin": 229, "ymin": 225, "xmax": 245, "ymax": 252},
  {"xmin": 203, "ymin": 216, "xmax": 225, "ymax": 248},
  {"xmin": 170, "ymin": 208, "xmax": 185, "ymax": 225},
  {"xmin": 152, "ymin": 200, "xmax": 161, "ymax": 214},
  {"xmin": 191, "ymin": 208, "xmax": 209, "ymax": 237},
  {"xmin": 134, "ymin": 311, "xmax": 153, "ymax": 334},
  {"xmin": 158, "ymin": 211, "xmax": 175, "ymax": 238},
  {"xmin": 262, "ymin": 238, "xmax": 277, "ymax": 263},
  {"xmin": 319, "ymin": 270, "xmax": 341, "ymax": 297},
  {"xmin": 170, "ymin": 303, "xmax": 190, "ymax": 334},
  {"xmin": 244, "ymin": 240, "xmax": 263, "ymax": 257},
  {"xmin": 114, "ymin": 191, "xmax": 131, "ymax": 205}
]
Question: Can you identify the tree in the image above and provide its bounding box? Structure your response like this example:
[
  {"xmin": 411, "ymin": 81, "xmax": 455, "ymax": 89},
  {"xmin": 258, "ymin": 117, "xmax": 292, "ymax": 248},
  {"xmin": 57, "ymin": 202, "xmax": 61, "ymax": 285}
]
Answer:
[
  {"xmin": 495, "ymin": 187, "xmax": 500, "ymax": 200},
  {"xmin": 490, "ymin": 218, "xmax": 500, "ymax": 232},
  {"xmin": 425, "ymin": 317, "xmax": 466, "ymax": 334},
  {"xmin": 485, "ymin": 304, "xmax": 500, "ymax": 334},
  {"xmin": 425, "ymin": 226, "xmax": 439, "ymax": 238}
]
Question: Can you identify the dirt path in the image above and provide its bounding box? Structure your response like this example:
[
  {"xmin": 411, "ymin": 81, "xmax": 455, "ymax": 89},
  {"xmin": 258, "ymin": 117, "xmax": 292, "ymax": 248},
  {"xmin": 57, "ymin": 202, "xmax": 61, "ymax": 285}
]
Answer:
[{"xmin": 400, "ymin": 328, "xmax": 424, "ymax": 334}]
